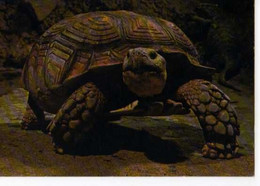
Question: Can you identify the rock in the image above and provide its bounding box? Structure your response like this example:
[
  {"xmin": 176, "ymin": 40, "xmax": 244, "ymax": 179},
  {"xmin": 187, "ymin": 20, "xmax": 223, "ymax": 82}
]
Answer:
[
  {"xmin": 208, "ymin": 102, "xmax": 220, "ymax": 113},
  {"xmin": 197, "ymin": 104, "xmax": 206, "ymax": 113},
  {"xmin": 220, "ymin": 100, "xmax": 228, "ymax": 108},
  {"xmin": 205, "ymin": 115, "xmax": 217, "ymax": 125},
  {"xmin": 227, "ymin": 125, "xmax": 234, "ymax": 136},
  {"xmin": 218, "ymin": 110, "xmax": 230, "ymax": 122},
  {"xmin": 214, "ymin": 122, "xmax": 226, "ymax": 135},
  {"xmin": 25, "ymin": 0, "xmax": 58, "ymax": 21},
  {"xmin": 199, "ymin": 92, "xmax": 211, "ymax": 103}
]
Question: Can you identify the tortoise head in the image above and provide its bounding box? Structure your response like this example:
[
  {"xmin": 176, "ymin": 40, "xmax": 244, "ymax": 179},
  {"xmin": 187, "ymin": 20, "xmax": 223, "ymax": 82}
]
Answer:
[{"xmin": 122, "ymin": 48, "xmax": 167, "ymax": 97}]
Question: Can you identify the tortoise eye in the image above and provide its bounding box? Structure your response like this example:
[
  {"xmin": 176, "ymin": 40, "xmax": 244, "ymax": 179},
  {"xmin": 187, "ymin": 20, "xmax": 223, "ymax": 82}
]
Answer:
[{"xmin": 149, "ymin": 51, "xmax": 157, "ymax": 59}]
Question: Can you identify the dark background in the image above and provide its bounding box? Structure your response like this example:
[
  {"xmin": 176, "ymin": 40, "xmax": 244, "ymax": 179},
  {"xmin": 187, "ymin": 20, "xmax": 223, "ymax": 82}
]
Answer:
[{"xmin": 0, "ymin": 0, "xmax": 254, "ymax": 88}]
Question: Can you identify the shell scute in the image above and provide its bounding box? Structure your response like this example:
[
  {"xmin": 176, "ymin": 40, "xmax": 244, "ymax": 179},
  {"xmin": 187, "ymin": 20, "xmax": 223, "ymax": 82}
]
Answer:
[
  {"xmin": 122, "ymin": 15, "xmax": 172, "ymax": 44},
  {"xmin": 62, "ymin": 14, "xmax": 121, "ymax": 45},
  {"xmin": 23, "ymin": 10, "xmax": 210, "ymax": 99}
]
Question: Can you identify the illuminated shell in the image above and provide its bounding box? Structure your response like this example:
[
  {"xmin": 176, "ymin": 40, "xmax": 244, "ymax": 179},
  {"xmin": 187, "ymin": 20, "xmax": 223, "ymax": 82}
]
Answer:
[{"xmin": 22, "ymin": 10, "xmax": 213, "ymax": 107}]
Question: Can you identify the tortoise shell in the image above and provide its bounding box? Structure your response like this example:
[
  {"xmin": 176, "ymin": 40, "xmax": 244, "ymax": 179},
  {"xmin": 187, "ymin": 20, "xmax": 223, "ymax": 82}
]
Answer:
[{"xmin": 22, "ymin": 10, "xmax": 213, "ymax": 102}]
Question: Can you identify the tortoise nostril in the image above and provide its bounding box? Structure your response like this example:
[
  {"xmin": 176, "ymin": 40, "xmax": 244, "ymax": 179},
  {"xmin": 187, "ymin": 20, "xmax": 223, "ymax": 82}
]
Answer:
[{"xmin": 149, "ymin": 51, "xmax": 157, "ymax": 59}]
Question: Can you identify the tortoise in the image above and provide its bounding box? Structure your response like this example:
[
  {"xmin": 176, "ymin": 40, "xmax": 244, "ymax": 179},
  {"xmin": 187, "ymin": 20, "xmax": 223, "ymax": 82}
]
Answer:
[{"xmin": 21, "ymin": 10, "xmax": 239, "ymax": 159}]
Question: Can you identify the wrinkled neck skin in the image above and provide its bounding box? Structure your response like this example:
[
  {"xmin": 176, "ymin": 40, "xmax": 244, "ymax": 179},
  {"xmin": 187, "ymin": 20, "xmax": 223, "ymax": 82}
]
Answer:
[{"xmin": 122, "ymin": 71, "xmax": 166, "ymax": 97}]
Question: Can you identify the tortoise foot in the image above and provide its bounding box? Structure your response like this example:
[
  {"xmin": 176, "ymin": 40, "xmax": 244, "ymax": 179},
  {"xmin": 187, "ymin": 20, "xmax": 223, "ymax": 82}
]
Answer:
[
  {"xmin": 47, "ymin": 82, "xmax": 105, "ymax": 154},
  {"xmin": 176, "ymin": 79, "xmax": 240, "ymax": 159},
  {"xmin": 202, "ymin": 142, "xmax": 239, "ymax": 159}
]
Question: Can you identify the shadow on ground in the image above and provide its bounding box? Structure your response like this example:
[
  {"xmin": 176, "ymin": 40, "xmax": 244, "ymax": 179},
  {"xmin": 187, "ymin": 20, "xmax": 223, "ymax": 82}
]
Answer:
[{"xmin": 68, "ymin": 119, "xmax": 204, "ymax": 164}]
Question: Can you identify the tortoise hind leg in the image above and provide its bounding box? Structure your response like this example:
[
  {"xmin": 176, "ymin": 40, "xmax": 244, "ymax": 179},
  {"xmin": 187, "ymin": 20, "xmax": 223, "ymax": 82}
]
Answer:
[
  {"xmin": 176, "ymin": 79, "xmax": 239, "ymax": 159},
  {"xmin": 47, "ymin": 82, "xmax": 105, "ymax": 154},
  {"xmin": 21, "ymin": 94, "xmax": 45, "ymax": 131}
]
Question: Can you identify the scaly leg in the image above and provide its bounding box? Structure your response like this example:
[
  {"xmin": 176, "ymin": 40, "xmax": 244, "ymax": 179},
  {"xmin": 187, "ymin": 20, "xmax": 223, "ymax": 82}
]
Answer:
[
  {"xmin": 176, "ymin": 79, "xmax": 239, "ymax": 159},
  {"xmin": 47, "ymin": 82, "xmax": 105, "ymax": 154}
]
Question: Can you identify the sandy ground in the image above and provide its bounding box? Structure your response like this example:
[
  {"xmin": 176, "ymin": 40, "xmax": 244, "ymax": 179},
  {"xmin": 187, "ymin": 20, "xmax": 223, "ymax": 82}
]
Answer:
[{"xmin": 0, "ymin": 77, "xmax": 254, "ymax": 176}]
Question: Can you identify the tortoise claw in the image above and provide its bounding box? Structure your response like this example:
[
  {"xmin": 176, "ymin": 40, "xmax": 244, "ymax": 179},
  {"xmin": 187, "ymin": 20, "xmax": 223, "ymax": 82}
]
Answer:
[{"xmin": 202, "ymin": 142, "xmax": 239, "ymax": 159}]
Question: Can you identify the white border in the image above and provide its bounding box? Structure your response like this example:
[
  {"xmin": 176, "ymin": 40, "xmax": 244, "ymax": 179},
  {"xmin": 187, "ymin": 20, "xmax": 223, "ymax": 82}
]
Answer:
[{"xmin": 0, "ymin": 1, "xmax": 258, "ymax": 186}]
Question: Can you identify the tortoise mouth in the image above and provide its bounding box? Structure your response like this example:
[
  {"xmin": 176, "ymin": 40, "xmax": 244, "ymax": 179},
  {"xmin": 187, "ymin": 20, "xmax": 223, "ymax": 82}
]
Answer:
[{"xmin": 123, "ymin": 64, "xmax": 163, "ymax": 75}]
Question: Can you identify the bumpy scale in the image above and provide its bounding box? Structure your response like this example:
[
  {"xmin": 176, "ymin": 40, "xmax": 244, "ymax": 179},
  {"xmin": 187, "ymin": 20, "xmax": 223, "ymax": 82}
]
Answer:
[
  {"xmin": 176, "ymin": 79, "xmax": 239, "ymax": 159},
  {"xmin": 47, "ymin": 82, "xmax": 105, "ymax": 154}
]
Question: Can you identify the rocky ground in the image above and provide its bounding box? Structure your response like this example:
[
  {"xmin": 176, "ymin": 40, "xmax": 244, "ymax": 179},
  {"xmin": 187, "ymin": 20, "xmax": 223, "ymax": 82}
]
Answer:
[{"xmin": 0, "ymin": 75, "xmax": 254, "ymax": 176}]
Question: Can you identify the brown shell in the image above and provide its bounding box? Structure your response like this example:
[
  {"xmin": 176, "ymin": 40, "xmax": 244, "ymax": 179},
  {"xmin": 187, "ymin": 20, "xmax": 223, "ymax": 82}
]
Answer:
[{"xmin": 22, "ymin": 10, "xmax": 213, "ymax": 95}]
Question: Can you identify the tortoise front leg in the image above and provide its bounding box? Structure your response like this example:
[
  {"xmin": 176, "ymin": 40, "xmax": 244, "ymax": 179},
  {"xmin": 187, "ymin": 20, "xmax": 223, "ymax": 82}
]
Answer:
[
  {"xmin": 176, "ymin": 79, "xmax": 240, "ymax": 159},
  {"xmin": 47, "ymin": 82, "xmax": 105, "ymax": 154}
]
